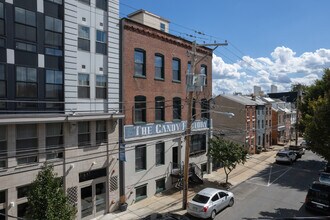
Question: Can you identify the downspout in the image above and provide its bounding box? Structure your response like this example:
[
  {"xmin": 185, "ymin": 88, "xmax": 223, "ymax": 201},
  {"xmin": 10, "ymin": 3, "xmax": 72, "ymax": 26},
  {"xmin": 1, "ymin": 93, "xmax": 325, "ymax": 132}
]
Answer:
[{"xmin": 119, "ymin": 18, "xmax": 125, "ymax": 205}]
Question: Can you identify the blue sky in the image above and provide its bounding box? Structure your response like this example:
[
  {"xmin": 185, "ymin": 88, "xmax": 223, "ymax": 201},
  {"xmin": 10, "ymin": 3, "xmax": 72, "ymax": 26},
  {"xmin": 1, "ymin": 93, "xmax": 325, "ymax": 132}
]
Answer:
[{"xmin": 120, "ymin": 0, "xmax": 330, "ymax": 95}]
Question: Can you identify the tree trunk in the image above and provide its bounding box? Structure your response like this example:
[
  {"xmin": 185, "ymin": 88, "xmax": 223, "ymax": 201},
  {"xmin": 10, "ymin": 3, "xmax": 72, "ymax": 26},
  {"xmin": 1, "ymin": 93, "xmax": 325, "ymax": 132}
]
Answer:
[{"xmin": 224, "ymin": 167, "xmax": 229, "ymax": 184}]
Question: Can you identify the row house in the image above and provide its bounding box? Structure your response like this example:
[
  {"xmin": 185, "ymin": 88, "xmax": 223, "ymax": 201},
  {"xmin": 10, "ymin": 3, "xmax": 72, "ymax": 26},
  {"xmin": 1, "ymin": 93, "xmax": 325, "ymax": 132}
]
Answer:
[
  {"xmin": 212, "ymin": 94, "xmax": 257, "ymax": 154},
  {"xmin": 120, "ymin": 10, "xmax": 213, "ymax": 206},
  {"xmin": 0, "ymin": 0, "xmax": 122, "ymax": 219},
  {"xmin": 254, "ymin": 97, "xmax": 272, "ymax": 150}
]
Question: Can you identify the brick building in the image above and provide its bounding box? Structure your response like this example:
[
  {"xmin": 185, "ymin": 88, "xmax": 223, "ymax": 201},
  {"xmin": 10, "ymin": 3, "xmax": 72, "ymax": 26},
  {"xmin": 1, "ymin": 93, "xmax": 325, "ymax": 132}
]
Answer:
[
  {"xmin": 120, "ymin": 10, "xmax": 213, "ymax": 206},
  {"xmin": 212, "ymin": 94, "xmax": 257, "ymax": 154}
]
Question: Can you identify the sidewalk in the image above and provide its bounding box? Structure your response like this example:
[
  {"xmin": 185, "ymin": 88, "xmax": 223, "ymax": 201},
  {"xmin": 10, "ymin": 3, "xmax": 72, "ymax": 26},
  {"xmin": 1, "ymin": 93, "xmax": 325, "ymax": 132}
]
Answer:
[{"xmin": 99, "ymin": 145, "xmax": 288, "ymax": 220}]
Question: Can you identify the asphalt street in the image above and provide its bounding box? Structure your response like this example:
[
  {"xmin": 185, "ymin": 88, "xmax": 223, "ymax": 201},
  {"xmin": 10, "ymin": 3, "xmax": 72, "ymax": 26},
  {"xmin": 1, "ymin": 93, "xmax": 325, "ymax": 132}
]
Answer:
[{"xmin": 212, "ymin": 150, "xmax": 327, "ymax": 220}]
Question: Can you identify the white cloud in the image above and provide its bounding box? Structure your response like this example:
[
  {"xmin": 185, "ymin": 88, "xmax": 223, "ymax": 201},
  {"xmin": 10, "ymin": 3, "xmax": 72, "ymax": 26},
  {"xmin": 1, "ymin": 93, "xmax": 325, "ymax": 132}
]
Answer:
[{"xmin": 212, "ymin": 47, "xmax": 330, "ymax": 95}]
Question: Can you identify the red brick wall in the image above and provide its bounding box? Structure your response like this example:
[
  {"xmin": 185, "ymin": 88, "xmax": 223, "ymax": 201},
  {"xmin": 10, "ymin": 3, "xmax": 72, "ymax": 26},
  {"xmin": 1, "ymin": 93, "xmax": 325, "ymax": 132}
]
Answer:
[{"xmin": 122, "ymin": 19, "xmax": 212, "ymax": 125}]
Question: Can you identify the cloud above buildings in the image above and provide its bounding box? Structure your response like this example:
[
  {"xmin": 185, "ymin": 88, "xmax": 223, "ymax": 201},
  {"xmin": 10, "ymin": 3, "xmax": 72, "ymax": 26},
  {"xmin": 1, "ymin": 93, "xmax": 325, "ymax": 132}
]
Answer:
[{"xmin": 212, "ymin": 47, "xmax": 330, "ymax": 95}]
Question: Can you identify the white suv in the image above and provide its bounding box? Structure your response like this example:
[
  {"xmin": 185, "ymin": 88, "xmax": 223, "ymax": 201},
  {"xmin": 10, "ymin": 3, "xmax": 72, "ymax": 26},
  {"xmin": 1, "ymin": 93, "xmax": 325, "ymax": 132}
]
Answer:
[{"xmin": 276, "ymin": 150, "xmax": 296, "ymax": 164}]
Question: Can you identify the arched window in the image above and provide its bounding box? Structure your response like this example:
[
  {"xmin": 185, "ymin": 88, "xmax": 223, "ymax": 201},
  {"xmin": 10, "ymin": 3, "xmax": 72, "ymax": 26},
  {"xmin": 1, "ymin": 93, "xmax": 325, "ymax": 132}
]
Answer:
[
  {"xmin": 134, "ymin": 48, "xmax": 146, "ymax": 77},
  {"xmin": 155, "ymin": 96, "xmax": 165, "ymax": 122},
  {"xmin": 173, "ymin": 97, "xmax": 181, "ymax": 121},
  {"xmin": 134, "ymin": 96, "xmax": 146, "ymax": 123}
]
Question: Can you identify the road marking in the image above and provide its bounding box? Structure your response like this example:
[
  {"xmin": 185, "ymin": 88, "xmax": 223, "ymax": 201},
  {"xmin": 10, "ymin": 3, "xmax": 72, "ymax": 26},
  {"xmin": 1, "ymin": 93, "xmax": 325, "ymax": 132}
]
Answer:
[
  {"xmin": 268, "ymin": 167, "xmax": 292, "ymax": 186},
  {"xmin": 267, "ymin": 165, "xmax": 272, "ymax": 186}
]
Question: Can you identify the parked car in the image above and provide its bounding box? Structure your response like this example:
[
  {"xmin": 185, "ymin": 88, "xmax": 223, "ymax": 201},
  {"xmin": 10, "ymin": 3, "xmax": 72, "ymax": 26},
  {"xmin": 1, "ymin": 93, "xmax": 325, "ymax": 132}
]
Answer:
[
  {"xmin": 319, "ymin": 172, "xmax": 330, "ymax": 185},
  {"xmin": 288, "ymin": 145, "xmax": 304, "ymax": 158},
  {"xmin": 305, "ymin": 181, "xmax": 330, "ymax": 215},
  {"xmin": 275, "ymin": 150, "xmax": 297, "ymax": 164},
  {"xmin": 187, "ymin": 188, "xmax": 234, "ymax": 219},
  {"xmin": 324, "ymin": 162, "xmax": 330, "ymax": 173},
  {"xmin": 142, "ymin": 213, "xmax": 189, "ymax": 220}
]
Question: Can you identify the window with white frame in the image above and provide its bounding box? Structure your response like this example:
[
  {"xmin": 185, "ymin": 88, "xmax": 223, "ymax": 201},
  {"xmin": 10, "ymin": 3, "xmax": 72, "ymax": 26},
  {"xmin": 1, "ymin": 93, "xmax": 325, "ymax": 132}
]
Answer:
[
  {"xmin": 96, "ymin": 30, "xmax": 107, "ymax": 55},
  {"xmin": 78, "ymin": 25, "xmax": 90, "ymax": 51},
  {"xmin": 95, "ymin": 75, "xmax": 107, "ymax": 99},
  {"xmin": 134, "ymin": 49, "xmax": 146, "ymax": 77},
  {"xmin": 46, "ymin": 123, "xmax": 63, "ymax": 160},
  {"xmin": 16, "ymin": 124, "xmax": 38, "ymax": 165},
  {"xmin": 78, "ymin": 73, "xmax": 90, "ymax": 98}
]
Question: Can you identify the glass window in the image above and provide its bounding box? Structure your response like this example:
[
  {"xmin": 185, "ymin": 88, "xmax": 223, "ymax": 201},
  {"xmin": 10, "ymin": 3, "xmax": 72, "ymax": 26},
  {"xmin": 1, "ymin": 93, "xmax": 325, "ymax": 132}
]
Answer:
[
  {"xmin": 0, "ymin": 38, "xmax": 4, "ymax": 47},
  {"xmin": 0, "ymin": 190, "xmax": 5, "ymax": 203},
  {"xmin": 15, "ymin": 42, "xmax": 37, "ymax": 52},
  {"xmin": 45, "ymin": 48, "xmax": 63, "ymax": 56},
  {"xmin": 46, "ymin": 123, "xmax": 63, "ymax": 160},
  {"xmin": 96, "ymin": 75, "xmax": 107, "ymax": 99},
  {"xmin": 173, "ymin": 97, "xmax": 181, "ymax": 120},
  {"xmin": 135, "ymin": 185, "xmax": 147, "ymax": 202},
  {"xmin": 78, "ymin": 73, "xmax": 90, "ymax": 98},
  {"xmin": 78, "ymin": 122, "xmax": 90, "ymax": 147},
  {"xmin": 45, "ymin": 16, "xmax": 62, "ymax": 33},
  {"xmin": 190, "ymin": 134, "xmax": 206, "ymax": 154},
  {"xmin": 17, "ymin": 203, "xmax": 28, "ymax": 219},
  {"xmin": 78, "ymin": 26, "xmax": 90, "ymax": 51},
  {"xmin": 79, "ymin": 25, "xmax": 90, "ymax": 39},
  {"xmin": 15, "ymin": 23, "xmax": 36, "ymax": 42},
  {"xmin": 0, "ymin": 3, "xmax": 3, "ymax": 19},
  {"xmin": 134, "ymin": 49, "xmax": 146, "ymax": 77},
  {"xmin": 155, "ymin": 54, "xmax": 164, "ymax": 79},
  {"xmin": 187, "ymin": 62, "xmax": 191, "ymax": 73},
  {"xmin": 16, "ymin": 124, "xmax": 38, "ymax": 165},
  {"xmin": 46, "ymin": 0, "xmax": 63, "ymax": 4},
  {"xmin": 96, "ymin": 121, "xmax": 107, "ymax": 144},
  {"xmin": 135, "ymin": 145, "xmax": 146, "ymax": 171},
  {"xmin": 96, "ymin": 30, "xmax": 107, "ymax": 54},
  {"xmin": 201, "ymin": 65, "xmax": 207, "ymax": 85},
  {"xmin": 45, "ymin": 31, "xmax": 62, "ymax": 46},
  {"xmin": 0, "ymin": 64, "xmax": 6, "ymax": 98},
  {"xmin": 0, "ymin": 20, "xmax": 4, "ymax": 36},
  {"xmin": 0, "ymin": 126, "xmax": 6, "ymax": 168},
  {"xmin": 156, "ymin": 178, "xmax": 165, "ymax": 193},
  {"xmin": 96, "ymin": 0, "xmax": 107, "ymax": 10},
  {"xmin": 78, "ymin": 0, "xmax": 90, "ymax": 5},
  {"xmin": 134, "ymin": 96, "xmax": 146, "ymax": 123},
  {"xmin": 15, "ymin": 7, "xmax": 36, "ymax": 26},
  {"xmin": 16, "ymin": 67, "xmax": 37, "ymax": 98},
  {"xmin": 46, "ymin": 69, "xmax": 63, "ymax": 99},
  {"xmin": 155, "ymin": 142, "xmax": 165, "ymax": 166},
  {"xmin": 155, "ymin": 96, "xmax": 165, "ymax": 122},
  {"xmin": 96, "ymin": 30, "xmax": 106, "ymax": 43},
  {"xmin": 160, "ymin": 23, "xmax": 165, "ymax": 32},
  {"xmin": 212, "ymin": 194, "xmax": 219, "ymax": 201},
  {"xmin": 17, "ymin": 184, "xmax": 31, "ymax": 199},
  {"xmin": 172, "ymin": 58, "xmax": 181, "ymax": 81}
]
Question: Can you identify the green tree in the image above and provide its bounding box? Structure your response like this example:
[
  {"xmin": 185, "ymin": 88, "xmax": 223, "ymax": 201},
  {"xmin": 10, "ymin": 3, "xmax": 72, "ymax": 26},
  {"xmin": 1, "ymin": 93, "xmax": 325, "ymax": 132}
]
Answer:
[
  {"xmin": 27, "ymin": 163, "xmax": 76, "ymax": 220},
  {"xmin": 208, "ymin": 136, "xmax": 247, "ymax": 184},
  {"xmin": 300, "ymin": 68, "xmax": 330, "ymax": 160}
]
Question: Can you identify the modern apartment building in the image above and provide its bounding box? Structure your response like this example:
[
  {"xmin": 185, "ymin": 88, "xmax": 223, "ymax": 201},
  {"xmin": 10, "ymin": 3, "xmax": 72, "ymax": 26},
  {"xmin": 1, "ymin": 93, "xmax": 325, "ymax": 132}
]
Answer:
[
  {"xmin": 212, "ymin": 94, "xmax": 257, "ymax": 154},
  {"xmin": 0, "ymin": 0, "xmax": 122, "ymax": 219},
  {"xmin": 120, "ymin": 10, "xmax": 213, "ymax": 206}
]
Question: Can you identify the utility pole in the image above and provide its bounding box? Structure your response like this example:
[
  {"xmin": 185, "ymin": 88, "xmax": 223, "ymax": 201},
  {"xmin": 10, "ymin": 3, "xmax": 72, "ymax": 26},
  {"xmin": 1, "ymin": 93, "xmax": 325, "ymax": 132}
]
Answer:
[
  {"xmin": 182, "ymin": 41, "xmax": 228, "ymax": 210},
  {"xmin": 295, "ymin": 89, "xmax": 301, "ymax": 146}
]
